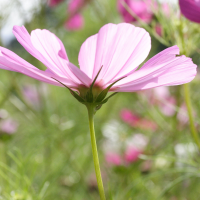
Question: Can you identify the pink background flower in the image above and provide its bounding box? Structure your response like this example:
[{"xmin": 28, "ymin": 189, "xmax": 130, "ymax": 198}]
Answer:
[
  {"xmin": 117, "ymin": 0, "xmax": 153, "ymax": 23},
  {"xmin": 65, "ymin": 14, "xmax": 84, "ymax": 30},
  {"xmin": 125, "ymin": 147, "xmax": 141, "ymax": 163},
  {"xmin": 68, "ymin": 0, "xmax": 85, "ymax": 15},
  {"xmin": 0, "ymin": 119, "xmax": 19, "ymax": 134},
  {"xmin": 179, "ymin": 0, "xmax": 200, "ymax": 23},
  {"xmin": 48, "ymin": 0, "xmax": 64, "ymax": 7},
  {"xmin": 105, "ymin": 152, "xmax": 122, "ymax": 166},
  {"xmin": 121, "ymin": 109, "xmax": 157, "ymax": 131}
]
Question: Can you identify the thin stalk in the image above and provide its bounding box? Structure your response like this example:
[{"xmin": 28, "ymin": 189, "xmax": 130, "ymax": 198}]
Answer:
[
  {"xmin": 179, "ymin": 16, "xmax": 200, "ymax": 150},
  {"xmin": 183, "ymin": 83, "xmax": 200, "ymax": 149},
  {"xmin": 87, "ymin": 105, "xmax": 106, "ymax": 200}
]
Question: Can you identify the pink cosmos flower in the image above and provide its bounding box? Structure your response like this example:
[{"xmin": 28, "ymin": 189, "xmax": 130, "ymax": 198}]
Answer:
[
  {"xmin": 0, "ymin": 23, "xmax": 197, "ymax": 106},
  {"xmin": 120, "ymin": 109, "xmax": 157, "ymax": 131},
  {"xmin": 153, "ymin": 87, "xmax": 176, "ymax": 116},
  {"xmin": 124, "ymin": 133, "xmax": 148, "ymax": 164},
  {"xmin": 125, "ymin": 147, "xmax": 141, "ymax": 163},
  {"xmin": 159, "ymin": 97, "xmax": 176, "ymax": 116},
  {"xmin": 155, "ymin": 24, "xmax": 162, "ymax": 36},
  {"xmin": 48, "ymin": 0, "xmax": 64, "ymax": 7},
  {"xmin": 68, "ymin": 0, "xmax": 85, "ymax": 15},
  {"xmin": 120, "ymin": 109, "xmax": 140, "ymax": 124},
  {"xmin": 179, "ymin": 0, "xmax": 200, "ymax": 23},
  {"xmin": 64, "ymin": 0, "xmax": 85, "ymax": 31},
  {"xmin": 105, "ymin": 152, "xmax": 122, "ymax": 166},
  {"xmin": 65, "ymin": 14, "xmax": 84, "ymax": 30},
  {"xmin": 0, "ymin": 119, "xmax": 19, "ymax": 134},
  {"xmin": 23, "ymin": 84, "xmax": 41, "ymax": 109},
  {"xmin": 117, "ymin": 0, "xmax": 153, "ymax": 23}
]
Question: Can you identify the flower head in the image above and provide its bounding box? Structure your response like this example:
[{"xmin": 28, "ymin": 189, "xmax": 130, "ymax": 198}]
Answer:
[
  {"xmin": 65, "ymin": 0, "xmax": 86, "ymax": 31},
  {"xmin": 0, "ymin": 23, "xmax": 197, "ymax": 110},
  {"xmin": 179, "ymin": 0, "xmax": 200, "ymax": 23},
  {"xmin": 65, "ymin": 14, "xmax": 84, "ymax": 30},
  {"xmin": 117, "ymin": 0, "xmax": 153, "ymax": 23}
]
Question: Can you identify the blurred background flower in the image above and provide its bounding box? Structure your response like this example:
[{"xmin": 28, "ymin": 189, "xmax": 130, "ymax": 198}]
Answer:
[
  {"xmin": 117, "ymin": 0, "xmax": 153, "ymax": 23},
  {"xmin": 179, "ymin": 0, "xmax": 200, "ymax": 23},
  {"xmin": 48, "ymin": 0, "xmax": 65, "ymax": 7}
]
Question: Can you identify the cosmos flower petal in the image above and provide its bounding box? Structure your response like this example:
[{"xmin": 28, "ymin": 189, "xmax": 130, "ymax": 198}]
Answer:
[
  {"xmin": 68, "ymin": 62, "xmax": 92, "ymax": 87},
  {"xmin": 114, "ymin": 46, "xmax": 197, "ymax": 92},
  {"xmin": 0, "ymin": 24, "xmax": 196, "ymax": 100},
  {"xmin": 179, "ymin": 0, "xmax": 200, "ymax": 23},
  {"xmin": 30, "ymin": 29, "xmax": 70, "ymax": 76},
  {"xmin": 0, "ymin": 46, "xmax": 37, "ymax": 70},
  {"xmin": 13, "ymin": 26, "xmax": 72, "ymax": 77},
  {"xmin": 79, "ymin": 34, "xmax": 97, "ymax": 79},
  {"xmin": 79, "ymin": 23, "xmax": 151, "ymax": 84},
  {"xmin": 0, "ymin": 48, "xmax": 76, "ymax": 87}
]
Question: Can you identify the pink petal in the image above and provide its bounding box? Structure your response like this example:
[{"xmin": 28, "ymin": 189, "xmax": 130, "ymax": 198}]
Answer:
[
  {"xmin": 68, "ymin": 62, "xmax": 91, "ymax": 87},
  {"xmin": 78, "ymin": 34, "xmax": 97, "ymax": 79},
  {"xmin": 0, "ymin": 48, "xmax": 76, "ymax": 87},
  {"xmin": 179, "ymin": 0, "xmax": 200, "ymax": 23},
  {"xmin": 13, "ymin": 26, "xmax": 69, "ymax": 76},
  {"xmin": 30, "ymin": 29, "xmax": 69, "ymax": 76},
  {"xmin": 79, "ymin": 23, "xmax": 151, "ymax": 85},
  {"xmin": 0, "ymin": 46, "xmax": 36, "ymax": 70},
  {"xmin": 114, "ymin": 46, "xmax": 197, "ymax": 92},
  {"xmin": 13, "ymin": 26, "xmax": 84, "ymax": 85}
]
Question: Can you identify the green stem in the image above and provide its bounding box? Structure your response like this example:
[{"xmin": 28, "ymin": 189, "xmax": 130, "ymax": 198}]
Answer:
[
  {"xmin": 183, "ymin": 83, "xmax": 200, "ymax": 150},
  {"xmin": 179, "ymin": 16, "xmax": 200, "ymax": 150},
  {"xmin": 87, "ymin": 104, "xmax": 106, "ymax": 200}
]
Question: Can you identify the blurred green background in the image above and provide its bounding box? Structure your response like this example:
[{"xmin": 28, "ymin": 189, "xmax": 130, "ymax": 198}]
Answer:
[{"xmin": 0, "ymin": 0, "xmax": 200, "ymax": 199}]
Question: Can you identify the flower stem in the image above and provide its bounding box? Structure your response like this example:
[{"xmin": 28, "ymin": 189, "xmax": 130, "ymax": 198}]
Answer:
[
  {"xmin": 179, "ymin": 16, "xmax": 200, "ymax": 150},
  {"xmin": 183, "ymin": 83, "xmax": 200, "ymax": 150},
  {"xmin": 87, "ymin": 105, "xmax": 106, "ymax": 200}
]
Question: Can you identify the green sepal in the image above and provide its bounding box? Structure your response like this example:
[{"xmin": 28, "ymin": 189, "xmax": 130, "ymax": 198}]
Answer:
[
  {"xmin": 95, "ymin": 77, "xmax": 125, "ymax": 103},
  {"xmin": 86, "ymin": 66, "xmax": 103, "ymax": 103},
  {"xmin": 94, "ymin": 92, "xmax": 118, "ymax": 112},
  {"xmin": 100, "ymin": 92, "xmax": 118, "ymax": 104},
  {"xmin": 51, "ymin": 77, "xmax": 85, "ymax": 103},
  {"xmin": 85, "ymin": 90, "xmax": 93, "ymax": 103},
  {"xmin": 95, "ymin": 104, "xmax": 102, "ymax": 111},
  {"xmin": 90, "ymin": 65, "xmax": 103, "ymax": 91}
]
